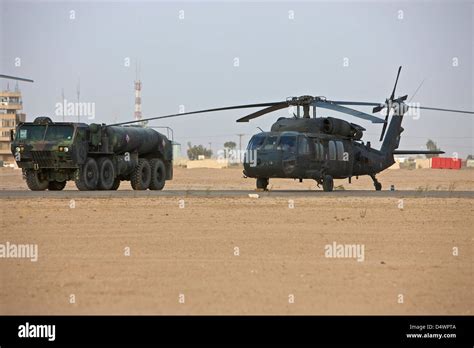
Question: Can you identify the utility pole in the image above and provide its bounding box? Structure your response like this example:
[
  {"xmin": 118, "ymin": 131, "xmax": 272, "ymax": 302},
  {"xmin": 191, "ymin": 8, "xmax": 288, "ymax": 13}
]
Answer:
[
  {"xmin": 237, "ymin": 133, "xmax": 245, "ymax": 164},
  {"xmin": 61, "ymin": 88, "xmax": 65, "ymax": 122},
  {"xmin": 134, "ymin": 61, "xmax": 142, "ymax": 124},
  {"xmin": 76, "ymin": 78, "xmax": 80, "ymax": 123},
  {"xmin": 237, "ymin": 133, "xmax": 244, "ymax": 151}
]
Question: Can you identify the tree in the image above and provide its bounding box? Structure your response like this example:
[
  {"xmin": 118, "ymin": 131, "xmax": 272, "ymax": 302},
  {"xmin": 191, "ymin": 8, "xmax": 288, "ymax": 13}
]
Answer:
[
  {"xmin": 426, "ymin": 139, "xmax": 441, "ymax": 158},
  {"xmin": 224, "ymin": 141, "xmax": 237, "ymax": 150},
  {"xmin": 187, "ymin": 142, "xmax": 212, "ymax": 160}
]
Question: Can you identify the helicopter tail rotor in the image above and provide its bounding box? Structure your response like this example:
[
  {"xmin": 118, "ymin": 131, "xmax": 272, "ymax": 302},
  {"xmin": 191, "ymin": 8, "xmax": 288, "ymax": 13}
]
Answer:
[{"xmin": 374, "ymin": 66, "xmax": 406, "ymax": 141}]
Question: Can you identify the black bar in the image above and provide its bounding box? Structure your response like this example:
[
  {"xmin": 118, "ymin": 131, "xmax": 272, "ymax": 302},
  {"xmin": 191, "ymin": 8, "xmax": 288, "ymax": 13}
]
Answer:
[{"xmin": 0, "ymin": 316, "xmax": 472, "ymax": 346}]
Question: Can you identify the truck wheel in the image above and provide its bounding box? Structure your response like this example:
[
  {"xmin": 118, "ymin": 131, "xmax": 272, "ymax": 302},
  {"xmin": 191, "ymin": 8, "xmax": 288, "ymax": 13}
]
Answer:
[
  {"xmin": 149, "ymin": 158, "xmax": 166, "ymax": 190},
  {"xmin": 110, "ymin": 178, "xmax": 120, "ymax": 190},
  {"xmin": 48, "ymin": 181, "xmax": 66, "ymax": 191},
  {"xmin": 131, "ymin": 159, "xmax": 151, "ymax": 190},
  {"xmin": 97, "ymin": 157, "xmax": 115, "ymax": 190},
  {"xmin": 75, "ymin": 157, "xmax": 99, "ymax": 191},
  {"xmin": 25, "ymin": 170, "xmax": 48, "ymax": 191},
  {"xmin": 322, "ymin": 175, "xmax": 334, "ymax": 192}
]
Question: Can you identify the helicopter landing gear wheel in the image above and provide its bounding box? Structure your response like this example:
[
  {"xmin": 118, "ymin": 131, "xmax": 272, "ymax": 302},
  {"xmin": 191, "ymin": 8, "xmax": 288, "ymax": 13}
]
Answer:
[
  {"xmin": 322, "ymin": 175, "xmax": 334, "ymax": 192},
  {"xmin": 370, "ymin": 174, "xmax": 382, "ymax": 191},
  {"xmin": 256, "ymin": 178, "xmax": 269, "ymax": 190}
]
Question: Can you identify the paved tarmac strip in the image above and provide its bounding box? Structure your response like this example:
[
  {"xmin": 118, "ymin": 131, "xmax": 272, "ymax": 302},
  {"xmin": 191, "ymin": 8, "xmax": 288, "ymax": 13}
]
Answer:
[{"xmin": 0, "ymin": 189, "xmax": 472, "ymax": 199}]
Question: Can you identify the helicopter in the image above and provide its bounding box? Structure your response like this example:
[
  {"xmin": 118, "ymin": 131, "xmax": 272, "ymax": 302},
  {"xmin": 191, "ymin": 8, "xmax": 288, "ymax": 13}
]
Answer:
[{"xmin": 110, "ymin": 66, "xmax": 473, "ymax": 191}]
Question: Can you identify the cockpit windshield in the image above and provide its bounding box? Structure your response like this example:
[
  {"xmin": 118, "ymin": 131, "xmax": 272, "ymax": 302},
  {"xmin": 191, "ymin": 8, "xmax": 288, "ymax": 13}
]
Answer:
[
  {"xmin": 247, "ymin": 134, "xmax": 266, "ymax": 150},
  {"xmin": 263, "ymin": 135, "xmax": 278, "ymax": 150},
  {"xmin": 278, "ymin": 135, "xmax": 296, "ymax": 152}
]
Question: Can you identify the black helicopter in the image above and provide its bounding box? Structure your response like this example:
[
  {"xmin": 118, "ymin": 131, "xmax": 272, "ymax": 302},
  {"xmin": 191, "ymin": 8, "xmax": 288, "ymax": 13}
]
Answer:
[{"xmin": 111, "ymin": 66, "xmax": 473, "ymax": 191}]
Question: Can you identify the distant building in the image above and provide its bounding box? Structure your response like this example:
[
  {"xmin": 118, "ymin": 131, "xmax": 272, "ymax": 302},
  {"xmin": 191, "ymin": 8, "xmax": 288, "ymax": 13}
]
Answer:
[{"xmin": 0, "ymin": 88, "xmax": 25, "ymax": 164}]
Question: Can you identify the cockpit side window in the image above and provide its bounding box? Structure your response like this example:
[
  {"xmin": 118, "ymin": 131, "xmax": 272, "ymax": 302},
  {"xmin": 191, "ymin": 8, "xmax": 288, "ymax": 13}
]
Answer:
[{"xmin": 298, "ymin": 136, "xmax": 310, "ymax": 155}]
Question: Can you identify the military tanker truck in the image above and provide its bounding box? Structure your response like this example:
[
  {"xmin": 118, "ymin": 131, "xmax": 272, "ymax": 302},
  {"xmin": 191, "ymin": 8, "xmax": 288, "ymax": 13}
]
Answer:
[{"xmin": 10, "ymin": 117, "xmax": 173, "ymax": 191}]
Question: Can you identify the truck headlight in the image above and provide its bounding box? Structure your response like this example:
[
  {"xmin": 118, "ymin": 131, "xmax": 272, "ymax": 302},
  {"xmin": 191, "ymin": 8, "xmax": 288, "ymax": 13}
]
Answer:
[
  {"xmin": 15, "ymin": 147, "xmax": 20, "ymax": 153},
  {"xmin": 64, "ymin": 147, "xmax": 69, "ymax": 152}
]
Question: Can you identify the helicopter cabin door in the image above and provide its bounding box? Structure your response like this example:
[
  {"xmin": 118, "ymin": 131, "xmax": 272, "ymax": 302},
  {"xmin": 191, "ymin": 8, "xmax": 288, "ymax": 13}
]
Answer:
[
  {"xmin": 327, "ymin": 139, "xmax": 352, "ymax": 178},
  {"xmin": 278, "ymin": 133, "xmax": 298, "ymax": 177},
  {"xmin": 295, "ymin": 135, "xmax": 311, "ymax": 177}
]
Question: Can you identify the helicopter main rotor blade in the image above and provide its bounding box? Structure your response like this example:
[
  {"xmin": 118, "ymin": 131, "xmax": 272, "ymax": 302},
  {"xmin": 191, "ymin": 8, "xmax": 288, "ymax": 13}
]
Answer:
[
  {"xmin": 0, "ymin": 74, "xmax": 34, "ymax": 83},
  {"xmin": 108, "ymin": 102, "xmax": 283, "ymax": 126},
  {"xmin": 236, "ymin": 102, "xmax": 289, "ymax": 122},
  {"xmin": 415, "ymin": 106, "xmax": 474, "ymax": 114},
  {"xmin": 331, "ymin": 101, "xmax": 382, "ymax": 107},
  {"xmin": 313, "ymin": 100, "xmax": 385, "ymax": 124}
]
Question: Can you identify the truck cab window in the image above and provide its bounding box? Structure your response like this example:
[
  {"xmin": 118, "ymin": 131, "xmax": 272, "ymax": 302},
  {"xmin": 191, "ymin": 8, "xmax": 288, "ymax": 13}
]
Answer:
[{"xmin": 44, "ymin": 125, "xmax": 74, "ymax": 141}]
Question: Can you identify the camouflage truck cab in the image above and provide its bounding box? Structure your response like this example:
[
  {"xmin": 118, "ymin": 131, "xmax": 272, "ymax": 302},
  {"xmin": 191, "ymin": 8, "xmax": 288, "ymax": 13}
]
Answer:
[{"xmin": 11, "ymin": 117, "xmax": 173, "ymax": 191}]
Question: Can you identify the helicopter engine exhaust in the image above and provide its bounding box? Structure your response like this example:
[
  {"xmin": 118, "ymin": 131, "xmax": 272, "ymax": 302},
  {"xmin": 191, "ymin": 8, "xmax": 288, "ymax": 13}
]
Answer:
[{"xmin": 322, "ymin": 117, "xmax": 362, "ymax": 139}]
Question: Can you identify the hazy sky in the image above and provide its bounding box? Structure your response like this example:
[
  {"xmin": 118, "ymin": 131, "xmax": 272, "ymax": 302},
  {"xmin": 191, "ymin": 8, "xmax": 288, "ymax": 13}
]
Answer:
[{"xmin": 1, "ymin": 0, "xmax": 473, "ymax": 157}]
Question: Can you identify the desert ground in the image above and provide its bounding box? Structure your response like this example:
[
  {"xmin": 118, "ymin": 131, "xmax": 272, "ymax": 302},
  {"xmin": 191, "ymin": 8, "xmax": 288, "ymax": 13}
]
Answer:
[{"xmin": 0, "ymin": 166, "xmax": 473, "ymax": 314}]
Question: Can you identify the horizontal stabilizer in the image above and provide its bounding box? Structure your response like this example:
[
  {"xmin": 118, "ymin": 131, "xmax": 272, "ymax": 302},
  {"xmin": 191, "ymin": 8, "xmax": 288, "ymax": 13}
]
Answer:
[{"xmin": 393, "ymin": 150, "xmax": 445, "ymax": 155}]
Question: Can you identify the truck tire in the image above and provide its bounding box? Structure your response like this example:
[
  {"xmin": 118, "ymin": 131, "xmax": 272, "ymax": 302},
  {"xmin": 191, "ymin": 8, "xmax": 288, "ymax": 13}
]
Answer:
[
  {"xmin": 48, "ymin": 181, "xmax": 66, "ymax": 191},
  {"xmin": 110, "ymin": 178, "xmax": 120, "ymax": 190},
  {"xmin": 149, "ymin": 158, "xmax": 166, "ymax": 190},
  {"xmin": 97, "ymin": 157, "xmax": 115, "ymax": 190},
  {"xmin": 25, "ymin": 170, "xmax": 48, "ymax": 191},
  {"xmin": 75, "ymin": 157, "xmax": 99, "ymax": 191},
  {"xmin": 131, "ymin": 159, "xmax": 151, "ymax": 190}
]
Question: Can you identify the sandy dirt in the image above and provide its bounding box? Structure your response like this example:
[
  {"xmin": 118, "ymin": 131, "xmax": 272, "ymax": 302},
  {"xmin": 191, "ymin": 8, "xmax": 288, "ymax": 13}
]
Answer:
[
  {"xmin": 1, "ymin": 166, "xmax": 474, "ymax": 191},
  {"xmin": 0, "ymin": 167, "xmax": 473, "ymax": 314}
]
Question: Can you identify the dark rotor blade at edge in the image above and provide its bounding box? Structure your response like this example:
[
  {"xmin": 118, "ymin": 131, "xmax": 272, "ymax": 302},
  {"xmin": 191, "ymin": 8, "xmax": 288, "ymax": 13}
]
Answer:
[
  {"xmin": 236, "ymin": 102, "xmax": 289, "ymax": 122},
  {"xmin": 390, "ymin": 66, "xmax": 402, "ymax": 100},
  {"xmin": 0, "ymin": 74, "xmax": 34, "ymax": 83},
  {"xmin": 313, "ymin": 100, "xmax": 385, "ymax": 124},
  {"xmin": 108, "ymin": 102, "xmax": 283, "ymax": 126},
  {"xmin": 415, "ymin": 106, "xmax": 474, "ymax": 115}
]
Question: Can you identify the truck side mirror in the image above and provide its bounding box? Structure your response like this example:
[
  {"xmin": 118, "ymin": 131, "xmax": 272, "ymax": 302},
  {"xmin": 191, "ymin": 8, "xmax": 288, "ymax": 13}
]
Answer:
[{"xmin": 10, "ymin": 129, "xmax": 15, "ymax": 142}]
